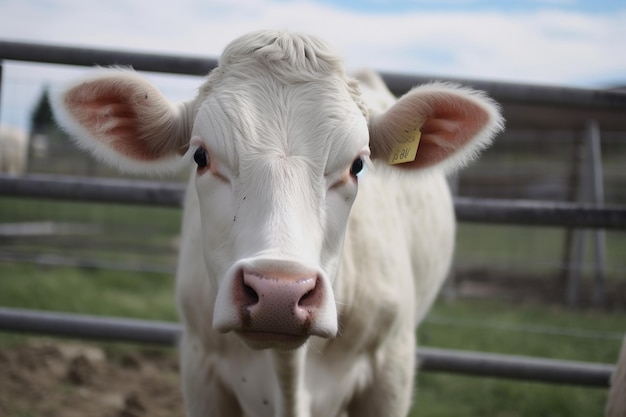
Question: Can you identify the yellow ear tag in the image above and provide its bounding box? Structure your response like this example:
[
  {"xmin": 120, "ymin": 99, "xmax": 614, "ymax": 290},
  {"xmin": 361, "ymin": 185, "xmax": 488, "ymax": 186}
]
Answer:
[{"xmin": 388, "ymin": 130, "xmax": 421, "ymax": 165}]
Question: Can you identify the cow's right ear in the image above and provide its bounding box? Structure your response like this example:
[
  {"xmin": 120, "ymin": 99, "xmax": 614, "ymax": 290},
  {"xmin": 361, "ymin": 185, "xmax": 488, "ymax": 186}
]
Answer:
[
  {"xmin": 52, "ymin": 69, "xmax": 193, "ymax": 173},
  {"xmin": 368, "ymin": 82, "xmax": 504, "ymax": 174}
]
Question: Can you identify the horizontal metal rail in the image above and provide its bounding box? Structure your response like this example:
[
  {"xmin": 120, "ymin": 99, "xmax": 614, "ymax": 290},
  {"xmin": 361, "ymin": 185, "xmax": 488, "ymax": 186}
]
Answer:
[
  {"xmin": 0, "ymin": 40, "xmax": 218, "ymax": 77},
  {"xmin": 0, "ymin": 307, "xmax": 180, "ymax": 345},
  {"xmin": 2, "ymin": 40, "xmax": 626, "ymax": 111},
  {"xmin": 417, "ymin": 347, "xmax": 614, "ymax": 387},
  {"xmin": 1, "ymin": 174, "xmax": 625, "ymax": 229},
  {"xmin": 381, "ymin": 72, "xmax": 626, "ymax": 111},
  {"xmin": 0, "ymin": 251, "xmax": 175, "ymax": 275},
  {"xmin": 454, "ymin": 196, "xmax": 626, "ymax": 230},
  {"xmin": 0, "ymin": 173, "xmax": 184, "ymax": 207},
  {"xmin": 0, "ymin": 307, "xmax": 614, "ymax": 387}
]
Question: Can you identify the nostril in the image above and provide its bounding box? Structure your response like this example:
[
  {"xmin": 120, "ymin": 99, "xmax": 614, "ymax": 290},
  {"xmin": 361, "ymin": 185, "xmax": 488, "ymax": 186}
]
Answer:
[
  {"xmin": 297, "ymin": 279, "xmax": 320, "ymax": 308},
  {"xmin": 298, "ymin": 289, "xmax": 313, "ymax": 306},
  {"xmin": 241, "ymin": 279, "xmax": 259, "ymax": 306}
]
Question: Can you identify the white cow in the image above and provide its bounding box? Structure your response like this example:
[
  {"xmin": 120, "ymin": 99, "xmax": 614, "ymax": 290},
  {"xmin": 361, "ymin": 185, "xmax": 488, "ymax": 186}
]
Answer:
[
  {"xmin": 53, "ymin": 31, "xmax": 503, "ymax": 417},
  {"xmin": 0, "ymin": 125, "xmax": 28, "ymax": 175}
]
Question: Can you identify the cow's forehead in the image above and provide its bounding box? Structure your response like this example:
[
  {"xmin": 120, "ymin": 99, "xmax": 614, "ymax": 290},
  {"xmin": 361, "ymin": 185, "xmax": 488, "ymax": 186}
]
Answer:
[
  {"xmin": 191, "ymin": 31, "xmax": 370, "ymax": 175},
  {"xmin": 194, "ymin": 72, "xmax": 369, "ymax": 176}
]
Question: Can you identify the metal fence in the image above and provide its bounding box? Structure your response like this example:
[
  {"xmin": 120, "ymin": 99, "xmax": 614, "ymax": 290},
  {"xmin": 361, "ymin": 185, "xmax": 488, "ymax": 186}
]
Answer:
[
  {"xmin": 1, "ymin": 174, "xmax": 625, "ymax": 230},
  {"xmin": 3, "ymin": 39, "xmax": 626, "ymax": 305},
  {"xmin": 1, "ymin": 40, "xmax": 625, "ymax": 388},
  {"xmin": 0, "ymin": 172, "xmax": 623, "ymax": 386},
  {"xmin": 0, "ymin": 306, "xmax": 615, "ymax": 387}
]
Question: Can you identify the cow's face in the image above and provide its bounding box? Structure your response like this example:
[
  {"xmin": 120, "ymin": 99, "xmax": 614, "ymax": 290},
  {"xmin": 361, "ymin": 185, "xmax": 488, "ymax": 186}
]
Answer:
[
  {"xmin": 52, "ymin": 30, "xmax": 503, "ymax": 351},
  {"xmin": 191, "ymin": 67, "xmax": 369, "ymax": 349}
]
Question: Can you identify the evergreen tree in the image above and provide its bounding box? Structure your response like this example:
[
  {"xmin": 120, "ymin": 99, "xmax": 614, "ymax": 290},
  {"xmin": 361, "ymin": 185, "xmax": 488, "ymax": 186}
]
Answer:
[{"xmin": 31, "ymin": 87, "xmax": 54, "ymax": 134}]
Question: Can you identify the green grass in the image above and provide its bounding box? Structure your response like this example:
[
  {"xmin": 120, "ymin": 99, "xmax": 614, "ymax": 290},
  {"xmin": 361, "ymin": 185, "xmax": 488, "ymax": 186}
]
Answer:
[
  {"xmin": 0, "ymin": 197, "xmax": 181, "ymax": 233},
  {"xmin": 0, "ymin": 263, "xmax": 177, "ymax": 322},
  {"xmin": 0, "ymin": 196, "xmax": 181, "ymax": 271},
  {"xmin": 0, "ymin": 198, "xmax": 182, "ymax": 253},
  {"xmin": 456, "ymin": 223, "xmax": 626, "ymax": 284},
  {"xmin": 420, "ymin": 299, "xmax": 624, "ymax": 362},
  {"xmin": 413, "ymin": 375, "xmax": 608, "ymax": 417},
  {"xmin": 411, "ymin": 298, "xmax": 625, "ymax": 417}
]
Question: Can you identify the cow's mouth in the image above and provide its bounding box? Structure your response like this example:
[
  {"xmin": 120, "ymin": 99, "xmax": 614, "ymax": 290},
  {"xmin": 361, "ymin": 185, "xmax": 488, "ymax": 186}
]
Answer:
[{"xmin": 236, "ymin": 330, "xmax": 308, "ymax": 350}]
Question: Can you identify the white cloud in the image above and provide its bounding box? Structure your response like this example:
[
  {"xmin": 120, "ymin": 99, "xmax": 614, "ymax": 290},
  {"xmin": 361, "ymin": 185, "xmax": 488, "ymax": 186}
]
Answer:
[
  {"xmin": 0, "ymin": 0, "xmax": 625, "ymax": 129},
  {"xmin": 0, "ymin": 0, "xmax": 624, "ymax": 84}
]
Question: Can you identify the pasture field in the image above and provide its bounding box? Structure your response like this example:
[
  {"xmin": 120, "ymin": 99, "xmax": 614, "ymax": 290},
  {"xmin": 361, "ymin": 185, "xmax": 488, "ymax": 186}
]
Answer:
[
  {"xmin": 455, "ymin": 223, "xmax": 626, "ymax": 309},
  {"xmin": 2, "ymin": 194, "xmax": 625, "ymax": 291},
  {"xmin": 0, "ymin": 197, "xmax": 181, "ymax": 273},
  {"xmin": 0, "ymin": 260, "xmax": 624, "ymax": 417},
  {"xmin": 0, "ymin": 193, "xmax": 624, "ymax": 417}
]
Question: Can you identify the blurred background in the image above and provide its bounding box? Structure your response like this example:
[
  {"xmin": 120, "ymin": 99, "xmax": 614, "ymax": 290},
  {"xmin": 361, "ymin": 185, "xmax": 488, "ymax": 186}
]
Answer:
[{"xmin": 0, "ymin": 1, "xmax": 625, "ymax": 417}]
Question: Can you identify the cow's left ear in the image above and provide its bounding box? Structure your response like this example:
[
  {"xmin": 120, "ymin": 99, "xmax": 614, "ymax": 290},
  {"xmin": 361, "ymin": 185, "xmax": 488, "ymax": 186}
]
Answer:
[
  {"xmin": 369, "ymin": 83, "xmax": 504, "ymax": 173},
  {"xmin": 52, "ymin": 69, "xmax": 194, "ymax": 173}
]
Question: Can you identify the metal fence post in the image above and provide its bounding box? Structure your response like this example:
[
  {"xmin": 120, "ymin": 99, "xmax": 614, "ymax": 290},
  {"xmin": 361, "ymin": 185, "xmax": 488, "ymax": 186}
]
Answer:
[
  {"xmin": 0, "ymin": 59, "xmax": 3, "ymax": 122},
  {"xmin": 585, "ymin": 121, "xmax": 606, "ymax": 305},
  {"xmin": 566, "ymin": 131, "xmax": 588, "ymax": 306},
  {"xmin": 566, "ymin": 120, "xmax": 606, "ymax": 306}
]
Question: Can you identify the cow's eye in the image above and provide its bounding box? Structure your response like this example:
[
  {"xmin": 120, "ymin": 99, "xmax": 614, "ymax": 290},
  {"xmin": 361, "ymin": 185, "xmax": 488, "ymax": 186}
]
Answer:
[
  {"xmin": 350, "ymin": 157, "xmax": 364, "ymax": 177},
  {"xmin": 193, "ymin": 147, "xmax": 210, "ymax": 169}
]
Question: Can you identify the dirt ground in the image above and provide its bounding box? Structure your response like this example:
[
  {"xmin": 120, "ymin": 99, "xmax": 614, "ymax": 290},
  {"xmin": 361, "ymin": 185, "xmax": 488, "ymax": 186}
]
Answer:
[{"xmin": 0, "ymin": 340, "xmax": 185, "ymax": 417}]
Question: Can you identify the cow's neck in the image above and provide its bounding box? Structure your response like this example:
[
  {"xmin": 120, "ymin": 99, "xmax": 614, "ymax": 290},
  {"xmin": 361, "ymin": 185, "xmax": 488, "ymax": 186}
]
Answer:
[{"xmin": 271, "ymin": 348, "xmax": 310, "ymax": 417}]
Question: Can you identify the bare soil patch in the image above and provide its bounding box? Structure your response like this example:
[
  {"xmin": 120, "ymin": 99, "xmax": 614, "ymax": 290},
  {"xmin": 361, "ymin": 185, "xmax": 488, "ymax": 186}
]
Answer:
[{"xmin": 0, "ymin": 340, "xmax": 184, "ymax": 417}]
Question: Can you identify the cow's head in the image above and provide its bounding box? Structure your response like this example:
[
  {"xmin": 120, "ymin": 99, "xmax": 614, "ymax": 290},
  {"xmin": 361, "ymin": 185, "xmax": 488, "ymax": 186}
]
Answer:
[{"xmin": 53, "ymin": 31, "xmax": 503, "ymax": 350}]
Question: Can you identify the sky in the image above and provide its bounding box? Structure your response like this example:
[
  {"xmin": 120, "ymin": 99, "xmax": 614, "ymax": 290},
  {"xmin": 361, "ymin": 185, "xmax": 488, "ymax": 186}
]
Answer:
[{"xmin": 0, "ymin": 0, "xmax": 625, "ymax": 130}]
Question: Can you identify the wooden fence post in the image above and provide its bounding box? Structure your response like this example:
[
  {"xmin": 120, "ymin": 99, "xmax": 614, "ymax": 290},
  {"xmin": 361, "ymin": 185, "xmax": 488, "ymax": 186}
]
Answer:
[{"xmin": 606, "ymin": 335, "xmax": 626, "ymax": 417}]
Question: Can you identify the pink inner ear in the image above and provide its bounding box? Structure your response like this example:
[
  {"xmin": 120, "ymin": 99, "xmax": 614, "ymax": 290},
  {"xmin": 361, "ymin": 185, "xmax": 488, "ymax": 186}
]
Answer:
[
  {"xmin": 65, "ymin": 82, "xmax": 163, "ymax": 161},
  {"xmin": 403, "ymin": 92, "xmax": 490, "ymax": 169}
]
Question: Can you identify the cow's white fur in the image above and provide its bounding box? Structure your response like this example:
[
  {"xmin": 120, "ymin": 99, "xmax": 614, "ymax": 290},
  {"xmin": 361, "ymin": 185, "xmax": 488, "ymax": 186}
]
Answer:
[
  {"xmin": 53, "ymin": 30, "xmax": 504, "ymax": 417},
  {"xmin": 0, "ymin": 125, "xmax": 28, "ymax": 175}
]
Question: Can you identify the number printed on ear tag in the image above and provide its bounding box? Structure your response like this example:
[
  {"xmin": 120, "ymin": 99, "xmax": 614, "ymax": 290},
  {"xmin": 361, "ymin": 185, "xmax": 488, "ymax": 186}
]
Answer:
[{"xmin": 388, "ymin": 131, "xmax": 421, "ymax": 165}]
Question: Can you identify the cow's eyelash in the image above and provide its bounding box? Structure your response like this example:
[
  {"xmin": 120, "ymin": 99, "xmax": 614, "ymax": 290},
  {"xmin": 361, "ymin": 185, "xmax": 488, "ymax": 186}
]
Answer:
[{"xmin": 183, "ymin": 144, "xmax": 202, "ymax": 164}]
